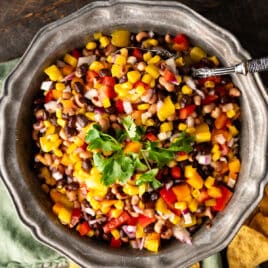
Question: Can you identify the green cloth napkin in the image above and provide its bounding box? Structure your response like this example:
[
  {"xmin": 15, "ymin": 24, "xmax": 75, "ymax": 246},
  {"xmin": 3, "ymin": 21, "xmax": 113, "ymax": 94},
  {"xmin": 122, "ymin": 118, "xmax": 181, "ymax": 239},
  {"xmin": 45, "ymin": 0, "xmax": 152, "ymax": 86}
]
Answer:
[{"xmin": 0, "ymin": 59, "xmax": 222, "ymax": 268}]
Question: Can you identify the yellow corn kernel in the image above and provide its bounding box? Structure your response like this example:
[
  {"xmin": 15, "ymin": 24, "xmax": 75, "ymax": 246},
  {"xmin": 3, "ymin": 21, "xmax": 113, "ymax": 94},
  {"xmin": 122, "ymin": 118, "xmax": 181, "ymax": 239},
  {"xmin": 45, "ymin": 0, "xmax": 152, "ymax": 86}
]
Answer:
[
  {"xmin": 178, "ymin": 123, "xmax": 187, "ymax": 131},
  {"xmin": 204, "ymin": 80, "xmax": 215, "ymax": 89},
  {"xmin": 208, "ymin": 186, "xmax": 222, "ymax": 198},
  {"xmin": 228, "ymin": 125, "xmax": 239, "ymax": 136},
  {"xmin": 87, "ymin": 230, "xmax": 95, "ymax": 237},
  {"xmin": 111, "ymin": 29, "xmax": 130, "ymax": 47},
  {"xmin": 189, "ymin": 199, "xmax": 198, "ymax": 213},
  {"xmin": 63, "ymin": 53, "xmax": 77, "ymax": 67},
  {"xmin": 195, "ymin": 132, "xmax": 211, "ymax": 143},
  {"xmin": 181, "ymin": 85, "xmax": 193, "ymax": 95},
  {"xmin": 52, "ymin": 203, "xmax": 63, "ymax": 215},
  {"xmin": 101, "ymin": 205, "xmax": 111, "ymax": 214},
  {"xmin": 106, "ymin": 55, "xmax": 113, "ymax": 64},
  {"xmin": 85, "ymin": 112, "xmax": 95, "ymax": 121},
  {"xmin": 145, "ymin": 64, "xmax": 159, "ymax": 79},
  {"xmin": 141, "ymin": 73, "xmax": 153, "ymax": 85},
  {"xmin": 143, "ymin": 51, "xmax": 152, "ymax": 62},
  {"xmin": 226, "ymin": 109, "xmax": 236, "ymax": 118},
  {"xmin": 138, "ymin": 184, "xmax": 146, "ymax": 197},
  {"xmin": 99, "ymin": 36, "xmax": 110, "ymax": 48},
  {"xmin": 56, "ymin": 119, "xmax": 65, "ymax": 128},
  {"xmin": 175, "ymin": 103, "xmax": 181, "ymax": 110},
  {"xmin": 86, "ymin": 41, "xmax": 97, "ymax": 50},
  {"xmin": 229, "ymin": 158, "xmax": 240, "ymax": 173},
  {"xmin": 54, "ymin": 149, "xmax": 63, "ymax": 157},
  {"xmin": 111, "ymin": 209, "xmax": 123, "ymax": 219},
  {"xmin": 111, "ymin": 64, "xmax": 124, "ymax": 78},
  {"xmin": 186, "ymin": 127, "xmax": 196, "ymax": 134},
  {"xmin": 87, "ymin": 195, "xmax": 101, "ymax": 210},
  {"xmin": 190, "ymin": 46, "xmax": 207, "ymax": 63},
  {"xmin": 205, "ymin": 176, "xmax": 215, "ymax": 189},
  {"xmin": 150, "ymin": 79, "xmax": 156, "ymax": 88},
  {"xmin": 167, "ymin": 160, "xmax": 177, "ymax": 168},
  {"xmin": 157, "ymin": 96, "xmax": 175, "ymax": 121},
  {"xmin": 115, "ymin": 55, "xmax": 127, "ymax": 65},
  {"xmin": 137, "ymin": 103, "xmax": 150, "ymax": 110},
  {"xmin": 174, "ymin": 201, "xmax": 187, "ymax": 210},
  {"xmin": 136, "ymin": 224, "xmax": 144, "ymax": 239},
  {"xmin": 55, "ymin": 82, "xmax": 65, "ymax": 91},
  {"xmin": 123, "ymin": 184, "xmax": 139, "ymax": 196},
  {"xmin": 89, "ymin": 61, "xmax": 104, "ymax": 72},
  {"xmin": 102, "ymin": 97, "xmax": 111, "ymax": 108},
  {"xmin": 138, "ymin": 200, "xmax": 145, "ymax": 210},
  {"xmin": 127, "ymin": 70, "xmax": 141, "ymax": 84},
  {"xmin": 175, "ymin": 75, "xmax": 182, "ymax": 85},
  {"xmin": 93, "ymin": 32, "xmax": 102, "ymax": 40},
  {"xmin": 212, "ymin": 144, "xmax": 220, "ymax": 153},
  {"xmin": 143, "ymin": 38, "xmax": 159, "ymax": 48},
  {"xmin": 44, "ymin": 65, "xmax": 63, "ymax": 82},
  {"xmin": 160, "ymin": 122, "xmax": 173, "ymax": 132},
  {"xmin": 111, "ymin": 229, "xmax": 121, "ymax": 240},
  {"xmin": 148, "ymin": 55, "xmax": 161, "ymax": 64},
  {"xmin": 156, "ymin": 197, "xmax": 170, "ymax": 215},
  {"xmin": 73, "ymin": 136, "xmax": 84, "ymax": 147},
  {"xmin": 209, "ymin": 55, "xmax": 220, "ymax": 66},
  {"xmin": 205, "ymin": 199, "xmax": 217, "ymax": 207},
  {"xmin": 176, "ymin": 154, "xmax": 188, "ymax": 162},
  {"xmin": 175, "ymin": 57, "xmax": 185, "ymax": 67},
  {"xmin": 144, "ymin": 233, "xmax": 160, "ymax": 252},
  {"xmin": 212, "ymin": 151, "xmax": 221, "ymax": 162},
  {"xmin": 191, "ymin": 189, "xmax": 200, "ymax": 199},
  {"xmin": 58, "ymin": 207, "xmax": 72, "ymax": 225},
  {"xmin": 114, "ymin": 200, "xmax": 124, "ymax": 210},
  {"xmin": 40, "ymin": 134, "xmax": 61, "ymax": 152},
  {"xmin": 170, "ymin": 214, "xmax": 181, "ymax": 225},
  {"xmin": 119, "ymin": 48, "xmax": 128, "ymax": 57},
  {"xmin": 145, "ymin": 119, "xmax": 155, "ymax": 126}
]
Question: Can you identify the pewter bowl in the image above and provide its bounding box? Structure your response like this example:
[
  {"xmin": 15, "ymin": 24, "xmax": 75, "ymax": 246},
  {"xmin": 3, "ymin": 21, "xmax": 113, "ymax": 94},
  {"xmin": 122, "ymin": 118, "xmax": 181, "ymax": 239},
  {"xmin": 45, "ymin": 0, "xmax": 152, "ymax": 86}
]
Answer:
[{"xmin": 0, "ymin": 1, "xmax": 268, "ymax": 267}]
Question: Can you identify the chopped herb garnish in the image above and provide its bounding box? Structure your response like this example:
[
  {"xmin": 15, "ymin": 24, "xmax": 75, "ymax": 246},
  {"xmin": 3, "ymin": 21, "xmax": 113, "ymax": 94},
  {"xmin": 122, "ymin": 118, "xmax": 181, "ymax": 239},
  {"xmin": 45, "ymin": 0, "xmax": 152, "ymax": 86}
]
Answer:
[{"xmin": 136, "ymin": 168, "xmax": 162, "ymax": 189}]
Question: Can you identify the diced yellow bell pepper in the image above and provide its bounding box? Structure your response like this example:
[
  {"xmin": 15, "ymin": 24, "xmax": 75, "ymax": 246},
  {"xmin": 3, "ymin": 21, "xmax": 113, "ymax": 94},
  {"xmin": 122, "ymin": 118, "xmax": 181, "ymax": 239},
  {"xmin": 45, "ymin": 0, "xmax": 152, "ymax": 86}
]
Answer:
[
  {"xmin": 185, "ymin": 165, "xmax": 204, "ymax": 189},
  {"xmin": 143, "ymin": 38, "xmax": 159, "ymax": 48},
  {"xmin": 143, "ymin": 52, "xmax": 152, "ymax": 62},
  {"xmin": 208, "ymin": 187, "xmax": 222, "ymax": 199},
  {"xmin": 63, "ymin": 53, "xmax": 77, "ymax": 67},
  {"xmin": 195, "ymin": 123, "xmax": 211, "ymax": 143},
  {"xmin": 136, "ymin": 223, "xmax": 144, "ymax": 239},
  {"xmin": 205, "ymin": 176, "xmax": 215, "ymax": 189},
  {"xmin": 111, "ymin": 229, "xmax": 121, "ymax": 240},
  {"xmin": 58, "ymin": 207, "xmax": 72, "ymax": 225},
  {"xmin": 228, "ymin": 158, "xmax": 240, "ymax": 173},
  {"xmin": 50, "ymin": 189, "xmax": 73, "ymax": 209},
  {"xmin": 144, "ymin": 232, "xmax": 160, "ymax": 252},
  {"xmin": 205, "ymin": 199, "xmax": 217, "ymax": 207},
  {"xmin": 189, "ymin": 199, "xmax": 198, "ymax": 213},
  {"xmin": 123, "ymin": 184, "xmax": 139, "ymax": 196},
  {"xmin": 157, "ymin": 96, "xmax": 175, "ymax": 121}
]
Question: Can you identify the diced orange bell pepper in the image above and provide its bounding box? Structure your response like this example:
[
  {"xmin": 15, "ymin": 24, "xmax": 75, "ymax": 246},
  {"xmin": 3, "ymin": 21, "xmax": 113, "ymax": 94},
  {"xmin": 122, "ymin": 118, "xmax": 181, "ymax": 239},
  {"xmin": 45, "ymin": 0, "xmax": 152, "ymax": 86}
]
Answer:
[
  {"xmin": 228, "ymin": 158, "xmax": 240, "ymax": 174},
  {"xmin": 215, "ymin": 112, "xmax": 228, "ymax": 129},
  {"xmin": 124, "ymin": 141, "xmax": 142, "ymax": 154},
  {"xmin": 185, "ymin": 165, "xmax": 204, "ymax": 189},
  {"xmin": 172, "ymin": 183, "xmax": 191, "ymax": 201},
  {"xmin": 78, "ymin": 221, "xmax": 91, "ymax": 236},
  {"xmin": 138, "ymin": 214, "xmax": 156, "ymax": 228}
]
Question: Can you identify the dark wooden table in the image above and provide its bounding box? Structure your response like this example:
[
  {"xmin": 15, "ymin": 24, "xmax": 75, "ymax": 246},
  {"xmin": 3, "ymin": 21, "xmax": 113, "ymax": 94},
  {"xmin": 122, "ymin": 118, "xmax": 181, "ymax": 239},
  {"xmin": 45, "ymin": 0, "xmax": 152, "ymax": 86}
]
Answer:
[{"xmin": 1, "ymin": 0, "xmax": 268, "ymax": 86}]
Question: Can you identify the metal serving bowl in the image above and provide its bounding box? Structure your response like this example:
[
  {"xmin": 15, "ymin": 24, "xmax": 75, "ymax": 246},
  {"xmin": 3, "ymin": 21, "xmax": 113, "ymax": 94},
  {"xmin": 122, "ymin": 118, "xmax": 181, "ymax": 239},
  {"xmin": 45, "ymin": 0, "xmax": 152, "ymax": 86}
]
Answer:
[{"xmin": 0, "ymin": 1, "xmax": 268, "ymax": 267}]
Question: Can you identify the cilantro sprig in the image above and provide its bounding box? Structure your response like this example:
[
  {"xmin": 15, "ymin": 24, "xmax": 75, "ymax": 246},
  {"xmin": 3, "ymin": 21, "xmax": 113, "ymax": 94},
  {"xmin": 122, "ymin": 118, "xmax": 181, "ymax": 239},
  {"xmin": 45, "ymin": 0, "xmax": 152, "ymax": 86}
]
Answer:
[{"xmin": 85, "ymin": 119, "xmax": 194, "ymax": 188}]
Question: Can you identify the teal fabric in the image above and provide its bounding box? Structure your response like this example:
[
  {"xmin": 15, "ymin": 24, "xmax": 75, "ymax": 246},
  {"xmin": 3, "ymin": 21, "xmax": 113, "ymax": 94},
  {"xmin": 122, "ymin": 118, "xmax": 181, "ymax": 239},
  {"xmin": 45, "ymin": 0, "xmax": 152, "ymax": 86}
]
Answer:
[
  {"xmin": 0, "ymin": 59, "xmax": 68, "ymax": 268},
  {"xmin": 0, "ymin": 59, "xmax": 223, "ymax": 268}
]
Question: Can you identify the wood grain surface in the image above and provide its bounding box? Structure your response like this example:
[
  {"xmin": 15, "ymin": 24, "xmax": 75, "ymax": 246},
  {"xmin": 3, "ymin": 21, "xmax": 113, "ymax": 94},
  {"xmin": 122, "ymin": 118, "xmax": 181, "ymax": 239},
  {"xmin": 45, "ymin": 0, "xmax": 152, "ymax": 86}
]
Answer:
[{"xmin": 0, "ymin": 0, "xmax": 268, "ymax": 85}]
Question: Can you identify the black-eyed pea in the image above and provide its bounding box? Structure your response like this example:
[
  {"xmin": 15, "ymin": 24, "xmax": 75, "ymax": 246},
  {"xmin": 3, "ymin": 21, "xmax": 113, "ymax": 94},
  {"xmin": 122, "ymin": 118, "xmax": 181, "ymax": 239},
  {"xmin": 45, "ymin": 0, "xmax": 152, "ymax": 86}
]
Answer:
[{"xmin": 136, "ymin": 31, "xmax": 150, "ymax": 42}]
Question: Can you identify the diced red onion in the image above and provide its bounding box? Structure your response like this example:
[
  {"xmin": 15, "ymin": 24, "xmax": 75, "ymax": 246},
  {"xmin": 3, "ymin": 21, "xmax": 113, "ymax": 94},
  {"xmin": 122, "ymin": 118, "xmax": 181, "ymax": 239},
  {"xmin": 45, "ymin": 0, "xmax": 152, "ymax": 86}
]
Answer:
[
  {"xmin": 196, "ymin": 154, "xmax": 211, "ymax": 165},
  {"xmin": 158, "ymin": 131, "xmax": 171, "ymax": 141},
  {"xmin": 84, "ymin": 207, "xmax": 95, "ymax": 216},
  {"xmin": 148, "ymin": 31, "xmax": 155, "ymax": 38},
  {"xmin": 139, "ymin": 237, "xmax": 145, "ymax": 250},
  {"xmin": 227, "ymin": 178, "xmax": 236, "ymax": 188},
  {"xmin": 186, "ymin": 116, "xmax": 194, "ymax": 127},
  {"xmin": 165, "ymin": 180, "xmax": 174, "ymax": 190},
  {"xmin": 127, "ymin": 56, "xmax": 137, "ymax": 65},
  {"xmin": 77, "ymin": 55, "xmax": 96, "ymax": 67},
  {"xmin": 122, "ymin": 225, "xmax": 136, "ymax": 239},
  {"xmin": 44, "ymin": 101, "xmax": 58, "ymax": 112},
  {"xmin": 123, "ymin": 101, "xmax": 133, "ymax": 114},
  {"xmin": 52, "ymin": 171, "xmax": 63, "ymax": 181},
  {"xmin": 183, "ymin": 212, "xmax": 192, "ymax": 225},
  {"xmin": 165, "ymin": 58, "xmax": 177, "ymax": 74},
  {"xmin": 40, "ymin": 81, "xmax": 53, "ymax": 91},
  {"xmin": 156, "ymin": 100, "xmax": 163, "ymax": 111},
  {"xmin": 141, "ymin": 112, "xmax": 152, "ymax": 123},
  {"xmin": 61, "ymin": 72, "xmax": 75, "ymax": 82},
  {"xmin": 63, "ymin": 85, "xmax": 71, "ymax": 92},
  {"xmin": 133, "ymin": 205, "xmax": 143, "ymax": 214},
  {"xmin": 228, "ymin": 138, "xmax": 234, "ymax": 147},
  {"xmin": 94, "ymin": 112, "xmax": 102, "ymax": 122},
  {"xmin": 172, "ymin": 225, "xmax": 192, "ymax": 245},
  {"xmin": 184, "ymin": 76, "xmax": 205, "ymax": 98},
  {"xmin": 89, "ymin": 217, "xmax": 106, "ymax": 225},
  {"xmin": 130, "ymin": 240, "xmax": 139, "ymax": 249},
  {"xmin": 222, "ymin": 103, "xmax": 233, "ymax": 112}
]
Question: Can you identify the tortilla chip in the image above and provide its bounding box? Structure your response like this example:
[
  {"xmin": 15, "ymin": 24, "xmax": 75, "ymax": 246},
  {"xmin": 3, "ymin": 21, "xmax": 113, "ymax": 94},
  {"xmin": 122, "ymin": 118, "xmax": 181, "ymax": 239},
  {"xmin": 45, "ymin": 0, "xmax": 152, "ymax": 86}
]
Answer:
[
  {"xmin": 249, "ymin": 212, "xmax": 268, "ymax": 237},
  {"xmin": 227, "ymin": 225, "xmax": 268, "ymax": 268}
]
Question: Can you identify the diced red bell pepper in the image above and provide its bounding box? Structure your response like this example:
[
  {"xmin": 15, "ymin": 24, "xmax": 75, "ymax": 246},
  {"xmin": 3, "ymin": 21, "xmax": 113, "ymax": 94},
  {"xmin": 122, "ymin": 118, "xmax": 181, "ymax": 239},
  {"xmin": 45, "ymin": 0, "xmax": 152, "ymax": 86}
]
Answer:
[
  {"xmin": 171, "ymin": 166, "xmax": 181, "ymax": 179},
  {"xmin": 78, "ymin": 221, "xmax": 91, "ymax": 236},
  {"xmin": 127, "ymin": 216, "xmax": 138, "ymax": 226},
  {"xmin": 215, "ymin": 85, "xmax": 227, "ymax": 96},
  {"xmin": 103, "ymin": 211, "xmax": 130, "ymax": 233},
  {"xmin": 213, "ymin": 186, "xmax": 233, "ymax": 211},
  {"xmin": 86, "ymin": 70, "xmax": 98, "ymax": 83},
  {"xmin": 115, "ymin": 100, "xmax": 124, "ymax": 113},
  {"xmin": 160, "ymin": 187, "xmax": 177, "ymax": 205},
  {"xmin": 173, "ymin": 33, "xmax": 189, "ymax": 51},
  {"xmin": 146, "ymin": 132, "xmax": 158, "ymax": 142},
  {"xmin": 45, "ymin": 90, "xmax": 53, "ymax": 103},
  {"xmin": 71, "ymin": 49, "xmax": 81, "ymax": 59},
  {"xmin": 202, "ymin": 95, "xmax": 219, "ymax": 105},
  {"xmin": 110, "ymin": 237, "xmax": 122, "ymax": 248},
  {"xmin": 101, "ymin": 76, "xmax": 116, "ymax": 88},
  {"xmin": 132, "ymin": 48, "xmax": 143, "ymax": 60},
  {"xmin": 179, "ymin": 105, "xmax": 196, "ymax": 120},
  {"xmin": 163, "ymin": 69, "xmax": 176, "ymax": 82},
  {"xmin": 197, "ymin": 76, "xmax": 221, "ymax": 86},
  {"xmin": 71, "ymin": 208, "xmax": 82, "ymax": 227},
  {"xmin": 133, "ymin": 80, "xmax": 149, "ymax": 89},
  {"xmin": 137, "ymin": 214, "xmax": 156, "ymax": 228}
]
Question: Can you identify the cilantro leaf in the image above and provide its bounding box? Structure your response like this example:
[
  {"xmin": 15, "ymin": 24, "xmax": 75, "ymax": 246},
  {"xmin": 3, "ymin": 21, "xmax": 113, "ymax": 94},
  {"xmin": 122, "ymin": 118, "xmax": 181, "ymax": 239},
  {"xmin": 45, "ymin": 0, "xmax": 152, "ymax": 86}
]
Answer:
[
  {"xmin": 121, "ymin": 115, "xmax": 144, "ymax": 141},
  {"xmin": 131, "ymin": 153, "xmax": 147, "ymax": 171},
  {"xmin": 86, "ymin": 124, "xmax": 121, "ymax": 152},
  {"xmin": 136, "ymin": 168, "xmax": 162, "ymax": 189},
  {"xmin": 169, "ymin": 131, "xmax": 195, "ymax": 153}
]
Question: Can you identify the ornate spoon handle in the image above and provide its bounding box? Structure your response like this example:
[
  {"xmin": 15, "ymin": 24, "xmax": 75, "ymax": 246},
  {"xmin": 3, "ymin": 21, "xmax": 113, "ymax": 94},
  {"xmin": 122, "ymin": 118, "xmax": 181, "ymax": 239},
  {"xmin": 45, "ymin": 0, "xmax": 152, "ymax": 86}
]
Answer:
[{"xmin": 192, "ymin": 57, "xmax": 268, "ymax": 78}]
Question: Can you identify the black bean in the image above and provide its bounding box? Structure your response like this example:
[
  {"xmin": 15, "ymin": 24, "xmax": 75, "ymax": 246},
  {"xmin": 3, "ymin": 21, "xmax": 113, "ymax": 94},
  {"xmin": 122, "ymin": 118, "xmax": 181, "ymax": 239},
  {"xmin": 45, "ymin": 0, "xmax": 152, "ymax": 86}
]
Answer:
[
  {"xmin": 150, "ymin": 191, "xmax": 159, "ymax": 202},
  {"xmin": 65, "ymin": 182, "xmax": 79, "ymax": 191},
  {"xmin": 49, "ymin": 113, "xmax": 57, "ymax": 126},
  {"xmin": 199, "ymin": 58, "xmax": 214, "ymax": 68},
  {"xmin": 181, "ymin": 95, "xmax": 192, "ymax": 105},
  {"xmin": 181, "ymin": 65, "xmax": 191, "ymax": 75},
  {"xmin": 106, "ymin": 189, "xmax": 116, "ymax": 200},
  {"xmin": 102, "ymin": 233, "xmax": 111, "ymax": 241},
  {"xmin": 219, "ymin": 95, "xmax": 231, "ymax": 104},
  {"xmin": 67, "ymin": 115, "xmax": 77, "ymax": 128},
  {"xmin": 76, "ymin": 63, "xmax": 89, "ymax": 77},
  {"xmin": 82, "ymin": 159, "xmax": 92, "ymax": 171},
  {"xmin": 76, "ymin": 114, "xmax": 89, "ymax": 128},
  {"xmin": 64, "ymin": 126, "xmax": 77, "ymax": 137},
  {"xmin": 118, "ymin": 75, "xmax": 127, "ymax": 83},
  {"xmin": 144, "ymin": 223, "xmax": 154, "ymax": 233},
  {"xmin": 73, "ymin": 82, "xmax": 84, "ymax": 94},
  {"xmin": 99, "ymin": 68, "xmax": 112, "ymax": 77},
  {"xmin": 145, "ymin": 126, "xmax": 158, "ymax": 135},
  {"xmin": 194, "ymin": 143, "xmax": 211, "ymax": 155},
  {"xmin": 141, "ymin": 192, "xmax": 151, "ymax": 203}
]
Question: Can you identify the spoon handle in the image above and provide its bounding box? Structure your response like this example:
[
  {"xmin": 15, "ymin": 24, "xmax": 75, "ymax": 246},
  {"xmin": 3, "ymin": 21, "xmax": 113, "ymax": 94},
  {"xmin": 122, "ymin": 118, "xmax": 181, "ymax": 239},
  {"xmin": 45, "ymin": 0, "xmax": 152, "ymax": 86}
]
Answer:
[{"xmin": 247, "ymin": 57, "xmax": 268, "ymax": 73}]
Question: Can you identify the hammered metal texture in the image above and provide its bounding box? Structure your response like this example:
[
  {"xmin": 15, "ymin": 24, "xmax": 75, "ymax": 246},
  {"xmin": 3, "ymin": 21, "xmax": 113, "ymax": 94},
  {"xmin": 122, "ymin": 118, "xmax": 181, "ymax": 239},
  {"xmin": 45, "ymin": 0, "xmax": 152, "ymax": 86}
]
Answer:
[{"xmin": 0, "ymin": 1, "xmax": 268, "ymax": 267}]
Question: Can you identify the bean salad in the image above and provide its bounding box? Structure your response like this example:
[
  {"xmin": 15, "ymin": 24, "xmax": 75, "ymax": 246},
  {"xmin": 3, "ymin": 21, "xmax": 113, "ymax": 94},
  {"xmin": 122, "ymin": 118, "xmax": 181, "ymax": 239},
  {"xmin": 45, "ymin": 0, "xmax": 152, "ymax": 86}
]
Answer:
[{"xmin": 32, "ymin": 29, "xmax": 241, "ymax": 252}]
